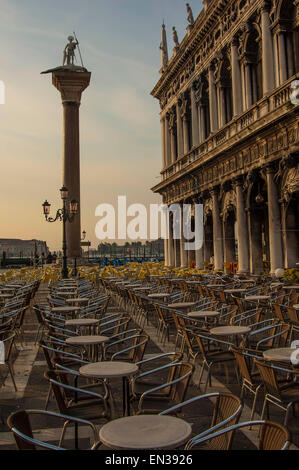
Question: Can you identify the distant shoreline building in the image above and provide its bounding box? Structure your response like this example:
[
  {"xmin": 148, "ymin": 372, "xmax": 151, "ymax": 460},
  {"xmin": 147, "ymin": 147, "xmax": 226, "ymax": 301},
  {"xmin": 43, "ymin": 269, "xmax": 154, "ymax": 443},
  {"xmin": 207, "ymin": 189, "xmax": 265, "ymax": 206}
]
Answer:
[
  {"xmin": 151, "ymin": 0, "xmax": 299, "ymax": 274},
  {"xmin": 0, "ymin": 239, "xmax": 49, "ymax": 258}
]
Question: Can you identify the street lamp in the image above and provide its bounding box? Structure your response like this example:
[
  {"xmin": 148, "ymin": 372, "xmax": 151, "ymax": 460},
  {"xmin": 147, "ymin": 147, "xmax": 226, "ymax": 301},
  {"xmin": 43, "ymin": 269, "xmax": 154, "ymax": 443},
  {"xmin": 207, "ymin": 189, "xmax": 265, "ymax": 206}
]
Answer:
[{"xmin": 42, "ymin": 186, "xmax": 79, "ymax": 279}]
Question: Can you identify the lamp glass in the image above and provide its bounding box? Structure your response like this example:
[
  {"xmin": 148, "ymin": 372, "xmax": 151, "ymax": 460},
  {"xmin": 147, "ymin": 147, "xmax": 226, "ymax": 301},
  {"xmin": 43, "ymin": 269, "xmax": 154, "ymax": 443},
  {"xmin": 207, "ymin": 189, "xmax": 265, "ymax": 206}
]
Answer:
[{"xmin": 60, "ymin": 186, "xmax": 69, "ymax": 200}]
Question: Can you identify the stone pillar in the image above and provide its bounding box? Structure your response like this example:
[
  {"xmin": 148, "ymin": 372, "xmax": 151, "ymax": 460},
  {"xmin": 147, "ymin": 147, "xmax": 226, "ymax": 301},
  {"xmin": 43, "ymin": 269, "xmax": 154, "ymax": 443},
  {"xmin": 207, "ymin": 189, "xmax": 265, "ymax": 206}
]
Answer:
[
  {"xmin": 52, "ymin": 69, "xmax": 91, "ymax": 258},
  {"xmin": 168, "ymin": 214, "xmax": 175, "ymax": 266},
  {"xmin": 198, "ymin": 103, "xmax": 207, "ymax": 143},
  {"xmin": 191, "ymin": 83, "xmax": 199, "ymax": 147},
  {"xmin": 273, "ymin": 33, "xmax": 280, "ymax": 87},
  {"xmin": 180, "ymin": 95, "xmax": 190, "ymax": 155},
  {"xmin": 278, "ymin": 31, "xmax": 288, "ymax": 84},
  {"xmin": 248, "ymin": 210, "xmax": 264, "ymax": 274},
  {"xmin": 180, "ymin": 204, "xmax": 188, "ymax": 267},
  {"xmin": 218, "ymin": 86, "xmax": 226, "ymax": 128},
  {"xmin": 208, "ymin": 66, "xmax": 218, "ymax": 133},
  {"xmin": 235, "ymin": 179, "xmax": 249, "ymax": 273},
  {"xmin": 244, "ymin": 61, "xmax": 253, "ymax": 108},
  {"xmin": 164, "ymin": 238, "xmax": 169, "ymax": 266},
  {"xmin": 194, "ymin": 198, "xmax": 204, "ymax": 269},
  {"xmin": 168, "ymin": 110, "xmax": 177, "ymax": 164},
  {"xmin": 261, "ymin": 3, "xmax": 275, "ymax": 93},
  {"xmin": 164, "ymin": 115, "xmax": 171, "ymax": 166},
  {"xmin": 160, "ymin": 117, "xmax": 166, "ymax": 169},
  {"xmin": 266, "ymin": 166, "xmax": 284, "ymax": 273},
  {"xmin": 176, "ymin": 101, "xmax": 184, "ymax": 158},
  {"xmin": 231, "ymin": 38, "xmax": 243, "ymax": 116},
  {"xmin": 211, "ymin": 189, "xmax": 223, "ymax": 271}
]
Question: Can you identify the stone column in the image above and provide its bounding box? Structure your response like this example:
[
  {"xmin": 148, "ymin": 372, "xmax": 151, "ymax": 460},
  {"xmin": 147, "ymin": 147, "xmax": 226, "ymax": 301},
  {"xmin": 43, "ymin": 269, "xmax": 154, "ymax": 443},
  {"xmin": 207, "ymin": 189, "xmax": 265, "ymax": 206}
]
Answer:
[
  {"xmin": 194, "ymin": 198, "xmax": 204, "ymax": 269},
  {"xmin": 244, "ymin": 61, "xmax": 253, "ymax": 108},
  {"xmin": 191, "ymin": 83, "xmax": 199, "ymax": 147},
  {"xmin": 208, "ymin": 66, "xmax": 218, "ymax": 133},
  {"xmin": 164, "ymin": 115, "xmax": 171, "ymax": 166},
  {"xmin": 180, "ymin": 95, "xmax": 190, "ymax": 155},
  {"xmin": 211, "ymin": 188, "xmax": 224, "ymax": 271},
  {"xmin": 273, "ymin": 33, "xmax": 280, "ymax": 87},
  {"xmin": 164, "ymin": 238, "xmax": 169, "ymax": 266},
  {"xmin": 218, "ymin": 86, "xmax": 226, "ymax": 128},
  {"xmin": 168, "ymin": 110, "xmax": 177, "ymax": 164},
  {"xmin": 231, "ymin": 37, "xmax": 243, "ymax": 116},
  {"xmin": 248, "ymin": 210, "xmax": 264, "ymax": 274},
  {"xmin": 278, "ymin": 31, "xmax": 288, "ymax": 84},
  {"xmin": 160, "ymin": 117, "xmax": 166, "ymax": 169},
  {"xmin": 234, "ymin": 179, "xmax": 249, "ymax": 273},
  {"xmin": 261, "ymin": 3, "xmax": 275, "ymax": 93},
  {"xmin": 168, "ymin": 214, "xmax": 175, "ymax": 266},
  {"xmin": 266, "ymin": 165, "xmax": 284, "ymax": 273},
  {"xmin": 52, "ymin": 69, "xmax": 91, "ymax": 258},
  {"xmin": 176, "ymin": 101, "xmax": 184, "ymax": 158},
  {"xmin": 180, "ymin": 204, "xmax": 188, "ymax": 267}
]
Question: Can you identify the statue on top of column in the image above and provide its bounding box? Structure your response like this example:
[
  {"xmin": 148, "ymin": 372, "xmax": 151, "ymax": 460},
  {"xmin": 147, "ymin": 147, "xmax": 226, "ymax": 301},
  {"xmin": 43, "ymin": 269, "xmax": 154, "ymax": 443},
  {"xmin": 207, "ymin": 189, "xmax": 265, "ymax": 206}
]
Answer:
[
  {"xmin": 172, "ymin": 27, "xmax": 179, "ymax": 48},
  {"xmin": 186, "ymin": 3, "xmax": 194, "ymax": 25},
  {"xmin": 63, "ymin": 35, "xmax": 79, "ymax": 66}
]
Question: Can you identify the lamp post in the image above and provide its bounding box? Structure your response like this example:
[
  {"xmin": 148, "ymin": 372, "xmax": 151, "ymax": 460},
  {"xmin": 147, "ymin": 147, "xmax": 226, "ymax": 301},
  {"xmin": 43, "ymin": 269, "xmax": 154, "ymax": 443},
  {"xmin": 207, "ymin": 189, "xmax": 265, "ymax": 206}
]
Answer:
[{"xmin": 42, "ymin": 186, "xmax": 79, "ymax": 279}]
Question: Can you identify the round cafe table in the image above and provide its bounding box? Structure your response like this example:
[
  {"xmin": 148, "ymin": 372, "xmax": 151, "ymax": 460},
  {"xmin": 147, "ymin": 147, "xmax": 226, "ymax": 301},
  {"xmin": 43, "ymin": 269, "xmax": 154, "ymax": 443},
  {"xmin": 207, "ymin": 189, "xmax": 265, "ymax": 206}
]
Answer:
[
  {"xmin": 188, "ymin": 310, "xmax": 220, "ymax": 320},
  {"xmin": 224, "ymin": 289, "xmax": 247, "ymax": 294},
  {"xmin": 148, "ymin": 293, "xmax": 171, "ymax": 300},
  {"xmin": 65, "ymin": 318, "xmax": 100, "ymax": 335},
  {"xmin": 244, "ymin": 295, "xmax": 271, "ymax": 302},
  {"xmin": 293, "ymin": 305, "xmax": 299, "ymax": 310},
  {"xmin": 168, "ymin": 302, "xmax": 196, "ymax": 310},
  {"xmin": 98, "ymin": 414, "xmax": 192, "ymax": 450},
  {"xmin": 263, "ymin": 348, "xmax": 298, "ymax": 363},
  {"xmin": 283, "ymin": 286, "xmax": 299, "ymax": 290},
  {"xmin": 79, "ymin": 361, "xmax": 138, "ymax": 417},
  {"xmin": 51, "ymin": 306, "xmax": 79, "ymax": 319},
  {"xmin": 210, "ymin": 325, "xmax": 251, "ymax": 346},
  {"xmin": 66, "ymin": 335, "xmax": 109, "ymax": 361}
]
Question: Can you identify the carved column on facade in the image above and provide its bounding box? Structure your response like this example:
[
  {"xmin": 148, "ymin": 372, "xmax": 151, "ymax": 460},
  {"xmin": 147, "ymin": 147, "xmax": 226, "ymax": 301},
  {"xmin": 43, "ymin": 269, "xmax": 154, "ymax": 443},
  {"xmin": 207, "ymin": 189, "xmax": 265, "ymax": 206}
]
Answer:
[
  {"xmin": 164, "ymin": 113, "xmax": 171, "ymax": 166},
  {"xmin": 261, "ymin": 1, "xmax": 275, "ymax": 93},
  {"xmin": 168, "ymin": 109, "xmax": 177, "ymax": 164},
  {"xmin": 176, "ymin": 100, "xmax": 184, "ymax": 158},
  {"xmin": 160, "ymin": 116, "xmax": 166, "ymax": 169},
  {"xmin": 196, "ymin": 80, "xmax": 207, "ymax": 143},
  {"xmin": 180, "ymin": 94, "xmax": 190, "ymax": 155},
  {"xmin": 195, "ymin": 195, "xmax": 204, "ymax": 269},
  {"xmin": 231, "ymin": 36, "xmax": 243, "ymax": 117},
  {"xmin": 234, "ymin": 178, "xmax": 249, "ymax": 273},
  {"xmin": 168, "ymin": 212, "xmax": 175, "ymax": 266},
  {"xmin": 214, "ymin": 53, "xmax": 226, "ymax": 128},
  {"xmin": 191, "ymin": 81, "xmax": 199, "ymax": 148},
  {"xmin": 180, "ymin": 202, "xmax": 188, "ymax": 268},
  {"xmin": 211, "ymin": 187, "xmax": 224, "ymax": 271},
  {"xmin": 208, "ymin": 62, "xmax": 218, "ymax": 133},
  {"xmin": 266, "ymin": 164, "xmax": 284, "ymax": 273}
]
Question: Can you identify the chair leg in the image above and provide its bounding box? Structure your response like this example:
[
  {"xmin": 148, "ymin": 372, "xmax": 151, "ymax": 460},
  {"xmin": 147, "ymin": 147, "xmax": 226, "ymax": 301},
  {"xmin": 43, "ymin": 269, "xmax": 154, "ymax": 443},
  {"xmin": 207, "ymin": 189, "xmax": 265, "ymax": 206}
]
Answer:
[
  {"xmin": 59, "ymin": 420, "xmax": 69, "ymax": 447},
  {"xmin": 260, "ymin": 397, "xmax": 267, "ymax": 421},
  {"xmin": 284, "ymin": 403, "xmax": 293, "ymax": 427}
]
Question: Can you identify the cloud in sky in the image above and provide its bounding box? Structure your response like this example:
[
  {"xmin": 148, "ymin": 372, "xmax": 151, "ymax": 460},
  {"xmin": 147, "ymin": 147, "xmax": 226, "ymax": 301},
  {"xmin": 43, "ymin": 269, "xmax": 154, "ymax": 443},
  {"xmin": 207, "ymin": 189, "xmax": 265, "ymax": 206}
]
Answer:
[{"xmin": 0, "ymin": 0, "xmax": 203, "ymax": 250}]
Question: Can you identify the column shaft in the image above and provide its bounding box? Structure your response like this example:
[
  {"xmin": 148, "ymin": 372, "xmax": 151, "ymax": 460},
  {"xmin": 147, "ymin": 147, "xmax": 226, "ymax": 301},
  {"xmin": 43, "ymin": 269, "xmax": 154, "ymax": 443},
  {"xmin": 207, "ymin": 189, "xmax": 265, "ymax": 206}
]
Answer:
[
  {"xmin": 235, "ymin": 183, "xmax": 249, "ymax": 273},
  {"xmin": 267, "ymin": 168, "xmax": 284, "ymax": 273},
  {"xmin": 209, "ymin": 68, "xmax": 218, "ymax": 133},
  {"xmin": 211, "ymin": 190, "xmax": 223, "ymax": 271},
  {"xmin": 231, "ymin": 41, "xmax": 243, "ymax": 116},
  {"xmin": 191, "ymin": 86, "xmax": 199, "ymax": 147},
  {"xmin": 261, "ymin": 7, "xmax": 275, "ymax": 93}
]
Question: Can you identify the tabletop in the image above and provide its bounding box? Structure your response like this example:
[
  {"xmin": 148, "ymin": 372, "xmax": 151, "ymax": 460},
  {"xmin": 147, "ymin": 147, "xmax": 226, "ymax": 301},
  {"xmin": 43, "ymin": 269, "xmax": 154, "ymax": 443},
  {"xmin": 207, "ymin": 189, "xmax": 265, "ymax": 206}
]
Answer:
[
  {"xmin": 148, "ymin": 293, "xmax": 171, "ymax": 299},
  {"xmin": 168, "ymin": 302, "xmax": 196, "ymax": 309},
  {"xmin": 210, "ymin": 326, "xmax": 251, "ymax": 336},
  {"xmin": 79, "ymin": 361, "xmax": 139, "ymax": 379},
  {"xmin": 66, "ymin": 335, "xmax": 109, "ymax": 346},
  {"xmin": 244, "ymin": 295, "xmax": 271, "ymax": 300},
  {"xmin": 188, "ymin": 310, "xmax": 220, "ymax": 319},
  {"xmin": 283, "ymin": 285, "xmax": 299, "ymax": 290},
  {"xmin": 224, "ymin": 289, "xmax": 247, "ymax": 293},
  {"xmin": 66, "ymin": 298, "xmax": 89, "ymax": 303},
  {"xmin": 293, "ymin": 305, "xmax": 299, "ymax": 310},
  {"xmin": 98, "ymin": 414, "xmax": 192, "ymax": 450},
  {"xmin": 65, "ymin": 318, "xmax": 100, "ymax": 327},
  {"xmin": 263, "ymin": 347, "xmax": 298, "ymax": 363}
]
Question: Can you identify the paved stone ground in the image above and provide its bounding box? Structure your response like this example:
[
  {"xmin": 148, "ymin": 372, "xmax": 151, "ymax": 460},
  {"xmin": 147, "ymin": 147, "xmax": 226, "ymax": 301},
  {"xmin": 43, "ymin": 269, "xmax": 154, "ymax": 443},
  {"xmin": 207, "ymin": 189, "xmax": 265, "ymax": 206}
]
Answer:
[{"xmin": 0, "ymin": 284, "xmax": 298, "ymax": 450}]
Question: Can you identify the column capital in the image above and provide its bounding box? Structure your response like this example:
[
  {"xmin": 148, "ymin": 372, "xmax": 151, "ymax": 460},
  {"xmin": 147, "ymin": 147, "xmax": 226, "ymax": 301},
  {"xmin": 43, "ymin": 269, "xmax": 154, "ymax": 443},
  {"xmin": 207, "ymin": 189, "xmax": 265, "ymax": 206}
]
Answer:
[
  {"xmin": 232, "ymin": 176, "xmax": 244, "ymax": 188},
  {"xmin": 261, "ymin": 0, "xmax": 271, "ymax": 12},
  {"xmin": 52, "ymin": 70, "xmax": 91, "ymax": 104}
]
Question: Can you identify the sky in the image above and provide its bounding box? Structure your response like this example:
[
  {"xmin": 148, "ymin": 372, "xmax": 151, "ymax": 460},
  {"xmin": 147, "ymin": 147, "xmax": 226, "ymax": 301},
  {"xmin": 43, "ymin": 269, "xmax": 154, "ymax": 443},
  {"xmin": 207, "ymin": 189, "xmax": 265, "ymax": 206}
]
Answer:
[{"xmin": 0, "ymin": 0, "xmax": 204, "ymax": 252}]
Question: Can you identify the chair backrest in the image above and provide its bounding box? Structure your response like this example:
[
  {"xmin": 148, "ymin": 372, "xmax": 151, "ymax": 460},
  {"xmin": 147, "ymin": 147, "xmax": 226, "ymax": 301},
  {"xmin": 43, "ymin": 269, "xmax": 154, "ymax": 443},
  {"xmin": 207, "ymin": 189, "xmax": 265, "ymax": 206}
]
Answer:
[
  {"xmin": 272, "ymin": 303, "xmax": 286, "ymax": 322},
  {"xmin": 171, "ymin": 362, "xmax": 194, "ymax": 405},
  {"xmin": 210, "ymin": 393, "xmax": 242, "ymax": 450},
  {"xmin": 7, "ymin": 410, "xmax": 35, "ymax": 450},
  {"xmin": 129, "ymin": 334, "xmax": 149, "ymax": 363},
  {"xmin": 258, "ymin": 420, "xmax": 291, "ymax": 450},
  {"xmin": 44, "ymin": 370, "xmax": 69, "ymax": 414},
  {"xmin": 286, "ymin": 307, "xmax": 299, "ymax": 325},
  {"xmin": 254, "ymin": 359, "xmax": 282, "ymax": 401},
  {"xmin": 231, "ymin": 347, "xmax": 255, "ymax": 385}
]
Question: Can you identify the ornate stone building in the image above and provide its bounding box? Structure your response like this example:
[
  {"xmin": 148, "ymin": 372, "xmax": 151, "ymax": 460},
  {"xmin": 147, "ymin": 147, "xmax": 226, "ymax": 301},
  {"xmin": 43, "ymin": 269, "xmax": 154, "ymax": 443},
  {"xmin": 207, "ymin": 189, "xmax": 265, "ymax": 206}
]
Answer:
[{"xmin": 151, "ymin": 0, "xmax": 299, "ymax": 274}]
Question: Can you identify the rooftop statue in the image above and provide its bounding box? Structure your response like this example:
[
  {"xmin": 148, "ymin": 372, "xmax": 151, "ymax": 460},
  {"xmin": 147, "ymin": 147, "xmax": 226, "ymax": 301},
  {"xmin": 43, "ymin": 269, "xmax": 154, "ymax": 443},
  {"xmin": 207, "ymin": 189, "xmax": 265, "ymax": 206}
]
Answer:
[
  {"xmin": 186, "ymin": 3, "xmax": 194, "ymax": 25},
  {"xmin": 172, "ymin": 27, "xmax": 179, "ymax": 48}
]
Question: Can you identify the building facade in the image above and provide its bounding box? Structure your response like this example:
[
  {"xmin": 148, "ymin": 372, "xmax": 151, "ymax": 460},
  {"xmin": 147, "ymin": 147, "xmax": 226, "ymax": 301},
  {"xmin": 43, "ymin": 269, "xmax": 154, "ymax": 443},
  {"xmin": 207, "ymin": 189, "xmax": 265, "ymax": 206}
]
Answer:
[
  {"xmin": 0, "ymin": 239, "xmax": 49, "ymax": 259},
  {"xmin": 151, "ymin": 0, "xmax": 299, "ymax": 274}
]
